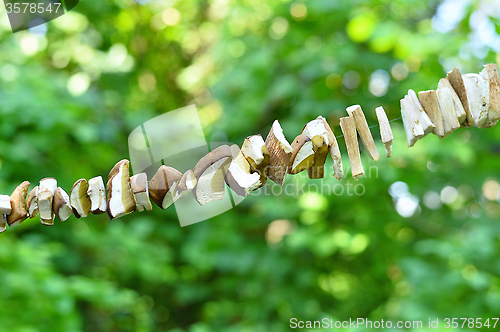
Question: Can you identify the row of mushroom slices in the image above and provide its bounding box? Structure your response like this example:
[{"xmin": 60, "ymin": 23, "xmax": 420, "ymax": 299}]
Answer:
[
  {"xmin": 0, "ymin": 105, "xmax": 394, "ymax": 232},
  {"xmin": 401, "ymin": 63, "xmax": 500, "ymax": 146}
]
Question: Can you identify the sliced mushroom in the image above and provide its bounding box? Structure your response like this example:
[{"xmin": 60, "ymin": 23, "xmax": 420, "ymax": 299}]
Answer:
[
  {"xmin": 407, "ymin": 89, "xmax": 435, "ymax": 135},
  {"xmin": 265, "ymin": 120, "xmax": 293, "ymax": 186},
  {"xmin": 174, "ymin": 169, "xmax": 197, "ymax": 201},
  {"xmin": 401, "ymin": 96, "xmax": 425, "ymax": 146},
  {"xmin": 480, "ymin": 63, "xmax": 500, "ymax": 127},
  {"xmin": 149, "ymin": 165, "xmax": 182, "ymax": 209},
  {"xmin": 7, "ymin": 181, "xmax": 30, "ymax": 226},
  {"xmin": 320, "ymin": 117, "xmax": 344, "ymax": 180},
  {"xmin": 106, "ymin": 159, "xmax": 136, "ymax": 219},
  {"xmin": 130, "ymin": 173, "xmax": 153, "ymax": 212},
  {"xmin": 53, "ymin": 187, "xmax": 73, "ymax": 222},
  {"xmin": 0, "ymin": 195, "xmax": 12, "ymax": 233},
  {"xmin": 436, "ymin": 87, "xmax": 460, "ymax": 134},
  {"xmin": 27, "ymin": 186, "xmax": 39, "ymax": 218},
  {"xmin": 346, "ymin": 105, "xmax": 380, "ymax": 162},
  {"xmin": 70, "ymin": 179, "xmax": 91, "ymax": 218},
  {"xmin": 240, "ymin": 134, "xmax": 269, "ymax": 188},
  {"xmin": 301, "ymin": 117, "xmax": 337, "ymax": 179},
  {"xmin": 339, "ymin": 116, "xmax": 364, "ymax": 180},
  {"xmin": 87, "ymin": 176, "xmax": 106, "ymax": 214},
  {"xmin": 288, "ymin": 135, "xmax": 314, "ymax": 175},
  {"xmin": 193, "ymin": 145, "xmax": 232, "ymax": 206},
  {"xmin": 375, "ymin": 106, "xmax": 393, "ymax": 158},
  {"xmin": 462, "ymin": 73, "xmax": 489, "ymax": 127},
  {"xmin": 437, "ymin": 78, "xmax": 467, "ymax": 124},
  {"xmin": 37, "ymin": 177, "xmax": 57, "ymax": 226},
  {"xmin": 225, "ymin": 145, "xmax": 261, "ymax": 197}
]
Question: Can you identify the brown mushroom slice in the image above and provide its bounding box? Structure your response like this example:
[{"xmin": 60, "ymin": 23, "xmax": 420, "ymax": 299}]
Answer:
[
  {"xmin": 7, "ymin": 181, "xmax": 30, "ymax": 226},
  {"xmin": 130, "ymin": 173, "xmax": 152, "ymax": 212},
  {"xmin": 346, "ymin": 105, "xmax": 380, "ymax": 162},
  {"xmin": 240, "ymin": 135, "xmax": 269, "ymax": 188},
  {"xmin": 225, "ymin": 145, "xmax": 261, "ymax": 197},
  {"xmin": 288, "ymin": 135, "xmax": 314, "ymax": 175},
  {"xmin": 447, "ymin": 68, "xmax": 478, "ymax": 127},
  {"xmin": 0, "ymin": 195, "xmax": 12, "ymax": 233},
  {"xmin": 70, "ymin": 179, "xmax": 91, "ymax": 218},
  {"xmin": 437, "ymin": 78, "xmax": 467, "ymax": 124},
  {"xmin": 436, "ymin": 87, "xmax": 461, "ymax": 134},
  {"xmin": 265, "ymin": 120, "xmax": 293, "ymax": 186},
  {"xmin": 193, "ymin": 145, "xmax": 232, "ymax": 206},
  {"xmin": 87, "ymin": 176, "xmax": 107, "ymax": 214},
  {"xmin": 307, "ymin": 135, "xmax": 329, "ymax": 179},
  {"xmin": 417, "ymin": 90, "xmax": 444, "ymax": 138},
  {"xmin": 174, "ymin": 169, "xmax": 197, "ymax": 201},
  {"xmin": 106, "ymin": 159, "xmax": 137, "ymax": 219},
  {"xmin": 320, "ymin": 116, "xmax": 344, "ymax": 180},
  {"xmin": 375, "ymin": 106, "xmax": 393, "ymax": 158},
  {"xmin": 480, "ymin": 63, "xmax": 500, "ymax": 127},
  {"xmin": 53, "ymin": 187, "xmax": 73, "ymax": 222},
  {"xmin": 27, "ymin": 186, "xmax": 39, "ymax": 218},
  {"xmin": 37, "ymin": 177, "xmax": 57, "ymax": 226},
  {"xmin": 339, "ymin": 116, "xmax": 364, "ymax": 180},
  {"xmin": 148, "ymin": 165, "xmax": 182, "ymax": 209},
  {"xmin": 462, "ymin": 73, "xmax": 489, "ymax": 127}
]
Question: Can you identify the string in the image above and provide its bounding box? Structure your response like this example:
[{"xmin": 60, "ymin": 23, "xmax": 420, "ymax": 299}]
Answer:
[{"xmin": 334, "ymin": 116, "xmax": 403, "ymax": 139}]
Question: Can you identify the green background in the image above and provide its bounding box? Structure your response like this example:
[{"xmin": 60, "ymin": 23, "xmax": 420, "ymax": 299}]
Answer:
[{"xmin": 0, "ymin": 0, "xmax": 499, "ymax": 330}]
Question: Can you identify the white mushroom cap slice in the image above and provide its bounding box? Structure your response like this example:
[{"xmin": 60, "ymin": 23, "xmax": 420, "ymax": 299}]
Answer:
[
  {"xmin": 225, "ymin": 145, "xmax": 261, "ymax": 197},
  {"xmin": 436, "ymin": 87, "xmax": 460, "ymax": 134},
  {"xmin": 27, "ymin": 186, "xmax": 39, "ymax": 218},
  {"xmin": 301, "ymin": 118, "xmax": 333, "ymax": 146},
  {"xmin": 289, "ymin": 135, "xmax": 314, "ymax": 175},
  {"xmin": 70, "ymin": 179, "xmax": 91, "ymax": 218},
  {"xmin": 53, "ymin": 187, "xmax": 73, "ymax": 222},
  {"xmin": 130, "ymin": 173, "xmax": 152, "ymax": 212},
  {"xmin": 193, "ymin": 145, "xmax": 232, "ymax": 206},
  {"xmin": 106, "ymin": 159, "xmax": 136, "ymax": 219},
  {"xmin": 240, "ymin": 135, "xmax": 269, "ymax": 188},
  {"xmin": 174, "ymin": 169, "xmax": 197, "ymax": 201},
  {"xmin": 0, "ymin": 194, "xmax": 12, "ymax": 233},
  {"xmin": 401, "ymin": 96, "xmax": 425, "ymax": 146},
  {"xmin": 88, "ymin": 176, "xmax": 107, "ymax": 214},
  {"xmin": 38, "ymin": 177, "xmax": 57, "ymax": 226},
  {"xmin": 462, "ymin": 73, "xmax": 489, "ymax": 127},
  {"xmin": 148, "ymin": 165, "xmax": 182, "ymax": 209},
  {"xmin": 265, "ymin": 120, "xmax": 293, "ymax": 186},
  {"xmin": 7, "ymin": 181, "xmax": 30, "ymax": 227},
  {"xmin": 480, "ymin": 63, "xmax": 500, "ymax": 127}
]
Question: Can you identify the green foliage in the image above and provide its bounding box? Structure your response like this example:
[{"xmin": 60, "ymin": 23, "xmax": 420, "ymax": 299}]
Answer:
[{"xmin": 0, "ymin": 0, "xmax": 500, "ymax": 331}]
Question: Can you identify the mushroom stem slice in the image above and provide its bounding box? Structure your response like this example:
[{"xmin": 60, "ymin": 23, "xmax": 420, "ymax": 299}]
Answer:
[
  {"xmin": 88, "ymin": 176, "xmax": 107, "ymax": 214},
  {"xmin": 462, "ymin": 73, "xmax": 489, "ymax": 127},
  {"xmin": 70, "ymin": 179, "xmax": 92, "ymax": 218},
  {"xmin": 375, "ymin": 106, "xmax": 393, "ymax": 158},
  {"xmin": 346, "ymin": 105, "xmax": 380, "ymax": 162},
  {"xmin": 53, "ymin": 187, "xmax": 73, "ymax": 222},
  {"xmin": 193, "ymin": 145, "xmax": 232, "ymax": 206},
  {"xmin": 340, "ymin": 116, "xmax": 364, "ymax": 180},
  {"xmin": 265, "ymin": 120, "xmax": 293, "ymax": 186},
  {"xmin": 480, "ymin": 63, "xmax": 500, "ymax": 127},
  {"xmin": 401, "ymin": 96, "xmax": 425, "ymax": 146},
  {"xmin": 288, "ymin": 135, "xmax": 314, "ymax": 175},
  {"xmin": 174, "ymin": 169, "xmax": 198, "ymax": 201},
  {"xmin": 240, "ymin": 135, "xmax": 269, "ymax": 188},
  {"xmin": 130, "ymin": 173, "xmax": 153, "ymax": 212},
  {"xmin": 0, "ymin": 195, "xmax": 12, "ymax": 233},
  {"xmin": 417, "ymin": 90, "xmax": 444, "ymax": 138},
  {"xmin": 27, "ymin": 186, "xmax": 39, "ymax": 218},
  {"xmin": 38, "ymin": 177, "xmax": 57, "ymax": 226},
  {"xmin": 320, "ymin": 117, "xmax": 344, "ymax": 180},
  {"xmin": 106, "ymin": 159, "xmax": 137, "ymax": 219},
  {"xmin": 436, "ymin": 87, "xmax": 461, "ymax": 134},
  {"xmin": 307, "ymin": 135, "xmax": 329, "ymax": 179},
  {"xmin": 7, "ymin": 181, "xmax": 30, "ymax": 227},
  {"xmin": 148, "ymin": 165, "xmax": 182, "ymax": 209},
  {"xmin": 437, "ymin": 78, "xmax": 467, "ymax": 124},
  {"xmin": 225, "ymin": 145, "xmax": 262, "ymax": 197}
]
